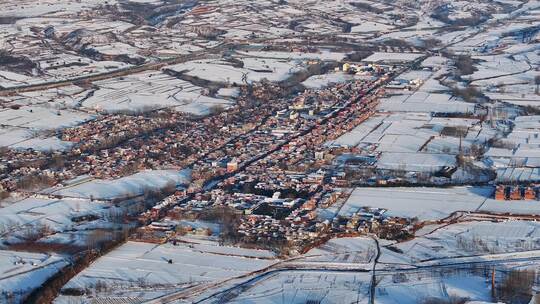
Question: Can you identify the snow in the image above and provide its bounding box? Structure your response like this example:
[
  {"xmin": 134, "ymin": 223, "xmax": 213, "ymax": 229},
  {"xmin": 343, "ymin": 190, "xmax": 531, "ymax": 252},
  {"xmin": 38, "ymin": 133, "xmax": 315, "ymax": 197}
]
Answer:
[
  {"xmin": 326, "ymin": 114, "xmax": 387, "ymax": 147},
  {"xmin": 50, "ymin": 169, "xmax": 192, "ymax": 200},
  {"xmin": 422, "ymin": 56, "xmax": 450, "ymax": 68},
  {"xmin": 0, "ymin": 196, "xmax": 111, "ymax": 239},
  {"xmin": 8, "ymin": 136, "xmax": 74, "ymax": 152},
  {"xmin": 351, "ymin": 21, "xmax": 394, "ymax": 33},
  {"xmin": 0, "ymin": 0, "xmax": 108, "ymax": 17},
  {"xmin": 466, "ymin": 55, "xmax": 531, "ymax": 82},
  {"xmin": 363, "ymin": 52, "xmax": 424, "ymax": 63},
  {"xmin": 375, "ymin": 273, "xmax": 493, "ymax": 304},
  {"xmin": 300, "ymin": 236, "xmax": 377, "ymax": 264},
  {"xmin": 377, "ymin": 152, "xmax": 456, "ymax": 172},
  {"xmin": 91, "ymin": 42, "xmax": 140, "ymax": 56},
  {"xmin": 337, "ymin": 186, "xmax": 540, "ymax": 222},
  {"xmin": 0, "ymin": 70, "xmax": 34, "ymax": 88},
  {"xmin": 338, "ymin": 187, "xmax": 491, "ymax": 221},
  {"xmin": 0, "ymin": 128, "xmax": 34, "ymax": 147},
  {"xmin": 390, "ymin": 220, "xmax": 540, "ymax": 262},
  {"xmin": 0, "ymin": 250, "xmax": 68, "ymax": 298},
  {"xmin": 83, "ymin": 71, "xmax": 232, "ymax": 115},
  {"xmin": 479, "ymin": 198, "xmax": 540, "ymax": 215},
  {"xmin": 302, "ymin": 73, "xmax": 352, "ymax": 89},
  {"xmin": 235, "ymin": 50, "xmax": 347, "ymax": 61},
  {"xmin": 167, "ymin": 58, "xmax": 307, "ymax": 85},
  {"xmin": 226, "ymin": 271, "xmax": 371, "ymax": 304},
  {"xmin": 59, "ymin": 241, "xmax": 276, "ymax": 301},
  {"xmin": 327, "ymin": 109, "xmax": 485, "ymax": 172},
  {"xmin": 378, "ymin": 92, "xmax": 475, "ymax": 114},
  {"xmin": 176, "ymin": 240, "xmax": 276, "ymax": 259},
  {"xmin": 216, "ymin": 87, "xmax": 240, "ymax": 99},
  {"xmin": 0, "ymin": 106, "xmax": 93, "ymax": 130}
]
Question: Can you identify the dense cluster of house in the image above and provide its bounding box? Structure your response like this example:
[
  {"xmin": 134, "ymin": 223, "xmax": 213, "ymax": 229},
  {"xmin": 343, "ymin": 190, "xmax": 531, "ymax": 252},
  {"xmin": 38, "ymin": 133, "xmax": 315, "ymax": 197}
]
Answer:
[
  {"xmin": 0, "ymin": 83, "xmax": 288, "ymax": 191},
  {"xmin": 136, "ymin": 185, "xmax": 414, "ymax": 253},
  {"xmin": 0, "ymin": 55, "xmax": 414, "ymax": 254},
  {"xmin": 131, "ymin": 70, "xmax": 418, "ymax": 252}
]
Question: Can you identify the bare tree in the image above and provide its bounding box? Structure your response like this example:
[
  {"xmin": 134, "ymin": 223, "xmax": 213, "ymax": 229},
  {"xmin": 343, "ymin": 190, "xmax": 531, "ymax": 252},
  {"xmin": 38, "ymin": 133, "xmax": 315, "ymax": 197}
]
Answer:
[{"xmin": 495, "ymin": 269, "xmax": 536, "ymax": 304}]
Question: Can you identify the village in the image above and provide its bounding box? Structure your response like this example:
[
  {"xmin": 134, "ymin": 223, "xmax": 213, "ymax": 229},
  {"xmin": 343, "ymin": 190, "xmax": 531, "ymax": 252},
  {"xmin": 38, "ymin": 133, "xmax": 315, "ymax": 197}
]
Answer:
[{"xmin": 0, "ymin": 0, "xmax": 540, "ymax": 303}]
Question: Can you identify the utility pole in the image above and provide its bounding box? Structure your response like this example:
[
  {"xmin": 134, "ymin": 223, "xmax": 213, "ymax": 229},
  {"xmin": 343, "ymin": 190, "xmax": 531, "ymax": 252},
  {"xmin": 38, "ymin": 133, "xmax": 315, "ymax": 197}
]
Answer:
[{"xmin": 491, "ymin": 266, "xmax": 496, "ymax": 300}]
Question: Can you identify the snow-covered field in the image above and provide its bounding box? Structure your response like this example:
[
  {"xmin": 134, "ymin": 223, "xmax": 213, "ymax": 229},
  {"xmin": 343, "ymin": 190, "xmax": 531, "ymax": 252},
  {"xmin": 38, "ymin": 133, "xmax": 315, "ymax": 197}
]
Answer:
[
  {"xmin": 327, "ymin": 108, "xmax": 494, "ymax": 174},
  {"xmin": 224, "ymin": 271, "xmax": 372, "ymax": 304},
  {"xmin": 0, "ymin": 107, "xmax": 92, "ymax": 130},
  {"xmin": 167, "ymin": 57, "xmax": 307, "ymax": 85},
  {"xmin": 198, "ymin": 267, "xmax": 499, "ymax": 304},
  {"xmin": 210, "ymin": 224, "xmax": 540, "ymax": 303},
  {"xmin": 363, "ymin": 52, "xmax": 424, "ymax": 63},
  {"xmin": 376, "ymin": 152, "xmax": 456, "ymax": 172},
  {"xmin": 0, "ymin": 0, "xmax": 108, "ymax": 17},
  {"xmin": 0, "ymin": 61, "xmax": 132, "ymax": 89},
  {"xmin": 0, "ymin": 196, "xmax": 113, "ymax": 242},
  {"xmin": 333, "ymin": 187, "xmax": 540, "ymax": 221},
  {"xmin": 56, "ymin": 240, "xmax": 277, "ymax": 301},
  {"xmin": 302, "ymin": 73, "xmax": 353, "ymax": 89},
  {"xmin": 0, "ymin": 250, "xmax": 68, "ymax": 301},
  {"xmin": 373, "ymin": 272, "xmax": 494, "ymax": 304},
  {"xmin": 377, "ymin": 91, "xmax": 475, "ymax": 114},
  {"xmin": 235, "ymin": 50, "xmax": 347, "ymax": 61},
  {"xmin": 334, "ymin": 187, "xmax": 490, "ymax": 221},
  {"xmin": 0, "ymin": 0, "xmax": 539, "ymax": 302},
  {"xmin": 82, "ymin": 71, "xmax": 232, "ymax": 115},
  {"xmin": 0, "ymin": 127, "xmax": 74, "ymax": 152},
  {"xmin": 300, "ymin": 236, "xmax": 377, "ymax": 264},
  {"xmin": 8, "ymin": 136, "xmax": 74, "ymax": 152},
  {"xmin": 48, "ymin": 169, "xmax": 191, "ymax": 200},
  {"xmin": 387, "ymin": 220, "xmax": 540, "ymax": 263},
  {"xmin": 0, "ymin": 170, "xmax": 190, "ymax": 243},
  {"xmin": 0, "ymin": 105, "xmax": 93, "ymax": 151}
]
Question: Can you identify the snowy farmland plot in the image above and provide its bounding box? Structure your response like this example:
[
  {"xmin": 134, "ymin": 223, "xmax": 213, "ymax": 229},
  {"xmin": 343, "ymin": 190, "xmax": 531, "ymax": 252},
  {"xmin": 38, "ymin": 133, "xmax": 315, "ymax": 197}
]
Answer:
[
  {"xmin": 335, "ymin": 187, "xmax": 487, "ymax": 221},
  {"xmin": 56, "ymin": 241, "xmax": 277, "ymax": 301},
  {"xmin": 0, "ymin": 0, "xmax": 110, "ymax": 18},
  {"xmin": 302, "ymin": 73, "xmax": 354, "ymax": 89},
  {"xmin": 46, "ymin": 169, "xmax": 191, "ymax": 200},
  {"xmin": 198, "ymin": 269, "xmax": 499, "ymax": 304},
  {"xmin": 0, "ymin": 56, "xmax": 132, "ymax": 89},
  {"xmin": 300, "ymin": 236, "xmax": 377, "ymax": 265},
  {"xmin": 0, "ymin": 106, "xmax": 92, "ymax": 131},
  {"xmin": 0, "ymin": 127, "xmax": 74, "ymax": 152},
  {"xmin": 335, "ymin": 186, "xmax": 540, "ymax": 222},
  {"xmin": 0, "ymin": 196, "xmax": 119, "ymax": 244},
  {"xmin": 82, "ymin": 71, "xmax": 232, "ymax": 115},
  {"xmin": 386, "ymin": 220, "xmax": 540, "ymax": 263},
  {"xmin": 0, "ymin": 103, "xmax": 94, "ymax": 151},
  {"xmin": 234, "ymin": 50, "xmax": 348, "ymax": 62},
  {"xmin": 166, "ymin": 57, "xmax": 309, "ymax": 85},
  {"xmin": 372, "ymin": 271, "xmax": 495, "ymax": 304},
  {"xmin": 0, "ymin": 170, "xmax": 190, "ymax": 245},
  {"xmin": 218, "ymin": 271, "xmax": 372, "ymax": 304},
  {"xmin": 377, "ymin": 91, "xmax": 476, "ymax": 114},
  {"xmin": 0, "ymin": 250, "xmax": 68, "ymax": 302},
  {"xmin": 328, "ymin": 108, "xmax": 496, "ymax": 178},
  {"xmin": 363, "ymin": 52, "xmax": 424, "ymax": 64}
]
